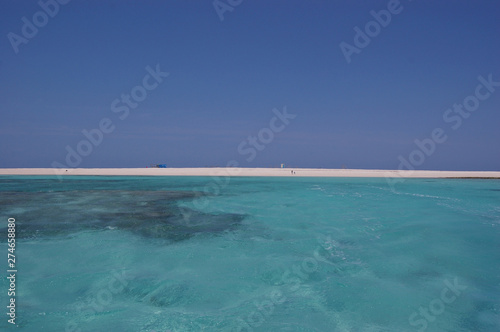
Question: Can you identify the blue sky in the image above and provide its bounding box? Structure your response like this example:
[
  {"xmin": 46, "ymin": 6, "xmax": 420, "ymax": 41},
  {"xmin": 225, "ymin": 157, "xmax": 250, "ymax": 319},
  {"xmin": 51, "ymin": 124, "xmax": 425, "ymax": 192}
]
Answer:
[{"xmin": 1, "ymin": 0, "xmax": 499, "ymax": 170}]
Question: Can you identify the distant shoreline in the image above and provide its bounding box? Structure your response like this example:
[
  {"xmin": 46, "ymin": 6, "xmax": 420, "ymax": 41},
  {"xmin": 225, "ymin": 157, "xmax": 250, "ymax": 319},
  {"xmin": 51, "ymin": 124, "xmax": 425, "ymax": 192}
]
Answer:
[{"xmin": 0, "ymin": 168, "xmax": 499, "ymax": 179}]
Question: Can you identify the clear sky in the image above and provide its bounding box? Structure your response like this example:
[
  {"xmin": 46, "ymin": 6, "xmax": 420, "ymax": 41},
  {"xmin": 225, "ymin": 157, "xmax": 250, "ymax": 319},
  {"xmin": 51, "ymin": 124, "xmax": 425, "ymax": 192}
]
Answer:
[{"xmin": 1, "ymin": 0, "xmax": 499, "ymax": 170}]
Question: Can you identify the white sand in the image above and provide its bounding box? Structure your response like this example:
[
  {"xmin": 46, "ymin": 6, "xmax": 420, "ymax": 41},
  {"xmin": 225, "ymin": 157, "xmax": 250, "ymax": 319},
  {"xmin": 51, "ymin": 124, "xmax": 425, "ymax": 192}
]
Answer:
[{"xmin": 0, "ymin": 168, "xmax": 499, "ymax": 178}]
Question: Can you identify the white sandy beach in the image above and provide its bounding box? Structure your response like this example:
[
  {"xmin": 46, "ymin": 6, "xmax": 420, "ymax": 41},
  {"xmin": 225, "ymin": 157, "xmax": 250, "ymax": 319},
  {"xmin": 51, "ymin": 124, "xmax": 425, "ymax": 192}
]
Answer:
[{"xmin": 0, "ymin": 168, "xmax": 499, "ymax": 178}]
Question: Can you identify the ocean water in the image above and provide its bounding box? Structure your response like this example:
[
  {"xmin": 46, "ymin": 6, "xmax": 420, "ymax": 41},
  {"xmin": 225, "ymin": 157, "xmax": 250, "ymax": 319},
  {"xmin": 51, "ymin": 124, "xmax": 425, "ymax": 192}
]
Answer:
[{"xmin": 0, "ymin": 176, "xmax": 499, "ymax": 332}]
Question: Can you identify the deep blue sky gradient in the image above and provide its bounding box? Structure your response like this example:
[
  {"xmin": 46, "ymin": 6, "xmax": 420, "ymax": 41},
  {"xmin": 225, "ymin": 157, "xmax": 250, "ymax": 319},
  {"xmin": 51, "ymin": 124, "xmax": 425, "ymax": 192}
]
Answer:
[{"xmin": 1, "ymin": 0, "xmax": 499, "ymax": 170}]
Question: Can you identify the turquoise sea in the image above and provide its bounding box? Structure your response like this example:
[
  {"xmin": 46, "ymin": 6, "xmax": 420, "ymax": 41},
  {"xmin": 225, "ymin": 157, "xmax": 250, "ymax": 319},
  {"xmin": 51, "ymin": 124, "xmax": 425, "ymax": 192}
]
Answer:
[{"xmin": 1, "ymin": 176, "xmax": 499, "ymax": 332}]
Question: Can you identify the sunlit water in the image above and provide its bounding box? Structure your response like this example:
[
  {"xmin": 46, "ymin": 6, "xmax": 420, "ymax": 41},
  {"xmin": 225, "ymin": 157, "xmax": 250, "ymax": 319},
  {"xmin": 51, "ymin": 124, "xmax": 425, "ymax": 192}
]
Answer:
[{"xmin": 0, "ymin": 176, "xmax": 499, "ymax": 332}]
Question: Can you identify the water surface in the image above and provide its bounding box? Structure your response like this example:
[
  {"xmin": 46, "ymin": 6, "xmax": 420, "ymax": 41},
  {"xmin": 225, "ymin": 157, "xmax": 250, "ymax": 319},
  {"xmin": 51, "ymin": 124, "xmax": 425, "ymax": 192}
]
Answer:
[{"xmin": 0, "ymin": 176, "xmax": 499, "ymax": 331}]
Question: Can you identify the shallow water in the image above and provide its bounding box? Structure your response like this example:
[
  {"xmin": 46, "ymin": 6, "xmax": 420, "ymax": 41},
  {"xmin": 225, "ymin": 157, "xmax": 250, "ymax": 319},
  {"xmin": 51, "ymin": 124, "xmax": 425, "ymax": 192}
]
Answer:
[{"xmin": 0, "ymin": 176, "xmax": 499, "ymax": 331}]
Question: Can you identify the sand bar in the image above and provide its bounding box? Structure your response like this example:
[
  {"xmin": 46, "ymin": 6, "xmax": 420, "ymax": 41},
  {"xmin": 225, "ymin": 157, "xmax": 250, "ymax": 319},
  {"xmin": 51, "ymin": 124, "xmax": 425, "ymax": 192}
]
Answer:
[{"xmin": 0, "ymin": 168, "xmax": 499, "ymax": 178}]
